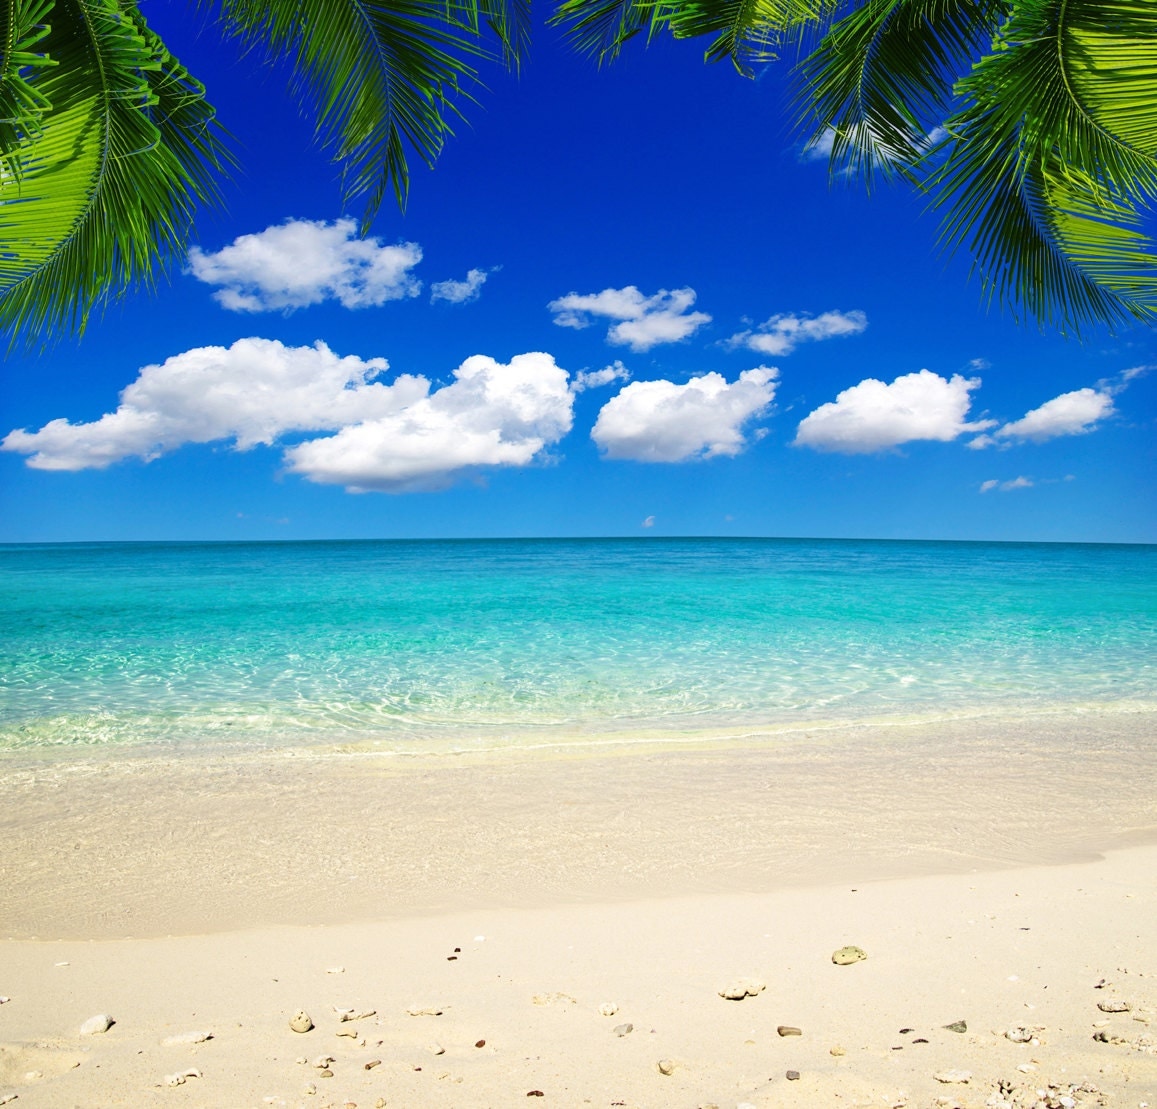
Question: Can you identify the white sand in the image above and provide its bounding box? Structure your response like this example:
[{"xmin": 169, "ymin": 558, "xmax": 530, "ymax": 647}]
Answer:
[{"xmin": 1, "ymin": 709, "xmax": 1155, "ymax": 1107}]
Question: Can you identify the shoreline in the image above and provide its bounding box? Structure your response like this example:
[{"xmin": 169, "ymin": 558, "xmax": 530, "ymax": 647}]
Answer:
[{"xmin": 2, "ymin": 707, "xmax": 1155, "ymax": 942}]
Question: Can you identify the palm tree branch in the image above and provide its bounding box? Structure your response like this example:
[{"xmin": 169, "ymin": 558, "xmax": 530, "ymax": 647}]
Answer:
[
  {"xmin": 798, "ymin": 0, "xmax": 1007, "ymax": 182},
  {"xmin": 928, "ymin": 0, "xmax": 1157, "ymax": 333},
  {"xmin": 0, "ymin": 0, "xmax": 226, "ymax": 344}
]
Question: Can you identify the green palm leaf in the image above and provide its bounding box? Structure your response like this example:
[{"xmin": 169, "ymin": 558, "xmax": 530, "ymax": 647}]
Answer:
[
  {"xmin": 213, "ymin": 0, "xmax": 528, "ymax": 227},
  {"xmin": 798, "ymin": 0, "xmax": 1007, "ymax": 181},
  {"xmin": 0, "ymin": 0, "xmax": 56, "ymax": 181},
  {"xmin": 0, "ymin": 0, "xmax": 226, "ymax": 343},
  {"xmin": 930, "ymin": 0, "xmax": 1157, "ymax": 331},
  {"xmin": 663, "ymin": 0, "xmax": 825, "ymax": 74},
  {"xmin": 550, "ymin": 0, "xmax": 659, "ymax": 65}
]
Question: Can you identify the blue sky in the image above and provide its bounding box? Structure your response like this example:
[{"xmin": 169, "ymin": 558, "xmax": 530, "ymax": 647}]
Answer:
[{"xmin": 1, "ymin": 12, "xmax": 1154, "ymax": 543}]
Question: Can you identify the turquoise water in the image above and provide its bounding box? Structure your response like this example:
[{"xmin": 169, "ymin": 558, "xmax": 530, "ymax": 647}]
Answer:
[{"xmin": 1, "ymin": 538, "xmax": 1154, "ymax": 754}]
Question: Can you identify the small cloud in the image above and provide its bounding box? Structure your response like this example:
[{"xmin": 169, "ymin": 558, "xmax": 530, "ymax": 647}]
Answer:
[
  {"xmin": 968, "ymin": 357, "xmax": 991, "ymax": 371},
  {"xmin": 642, "ymin": 515, "xmax": 655, "ymax": 528},
  {"xmin": 980, "ymin": 476, "xmax": 1034, "ymax": 493},
  {"xmin": 548, "ymin": 286, "xmax": 711, "ymax": 352},
  {"xmin": 430, "ymin": 266, "xmax": 494, "ymax": 305},
  {"xmin": 799, "ymin": 128, "xmax": 835, "ymax": 163},
  {"xmin": 188, "ymin": 218, "xmax": 422, "ymax": 311},
  {"xmin": 572, "ymin": 361, "xmax": 631, "ymax": 392},
  {"xmin": 795, "ymin": 369, "xmax": 994, "ymax": 454},
  {"xmin": 592, "ymin": 367, "xmax": 777, "ymax": 462},
  {"xmin": 996, "ymin": 388, "xmax": 1114, "ymax": 443},
  {"xmin": 726, "ymin": 309, "xmax": 867, "ymax": 357}
]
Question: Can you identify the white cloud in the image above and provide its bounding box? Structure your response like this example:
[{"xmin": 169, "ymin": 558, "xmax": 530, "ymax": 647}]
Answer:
[
  {"xmin": 1, "ymin": 339, "xmax": 424, "ymax": 470},
  {"xmin": 430, "ymin": 267, "xmax": 492, "ymax": 305},
  {"xmin": 642, "ymin": 515, "xmax": 655, "ymax": 528},
  {"xmin": 795, "ymin": 369, "xmax": 994, "ymax": 453},
  {"xmin": 980, "ymin": 476, "xmax": 1034, "ymax": 493},
  {"xmin": 591, "ymin": 367, "xmax": 777, "ymax": 462},
  {"xmin": 187, "ymin": 218, "xmax": 423, "ymax": 311},
  {"xmin": 3, "ymin": 343, "xmax": 574, "ymax": 493},
  {"xmin": 996, "ymin": 388, "xmax": 1114, "ymax": 443},
  {"xmin": 284, "ymin": 352, "xmax": 573, "ymax": 492},
  {"xmin": 727, "ymin": 309, "xmax": 867, "ymax": 356},
  {"xmin": 548, "ymin": 286, "xmax": 711, "ymax": 352},
  {"xmin": 572, "ymin": 361, "xmax": 631, "ymax": 392}
]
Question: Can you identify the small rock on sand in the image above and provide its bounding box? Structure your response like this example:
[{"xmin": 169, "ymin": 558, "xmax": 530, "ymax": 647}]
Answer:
[
  {"xmin": 832, "ymin": 946, "xmax": 867, "ymax": 965},
  {"xmin": 290, "ymin": 1011, "xmax": 314, "ymax": 1033},
  {"xmin": 163, "ymin": 1068, "xmax": 202, "ymax": 1087},
  {"xmin": 657, "ymin": 1058, "xmax": 675, "ymax": 1075},
  {"xmin": 777, "ymin": 1026, "xmax": 802, "ymax": 1037},
  {"xmin": 429, "ymin": 1043, "xmax": 445, "ymax": 1056},
  {"xmin": 406, "ymin": 1005, "xmax": 445, "ymax": 1016},
  {"xmin": 830, "ymin": 1045, "xmax": 846, "ymax": 1056},
  {"xmin": 614, "ymin": 1023, "xmax": 634, "ymax": 1037},
  {"xmin": 786, "ymin": 1070, "xmax": 800, "ymax": 1081},
  {"xmin": 933, "ymin": 1070, "xmax": 972, "ymax": 1084},
  {"xmin": 718, "ymin": 978, "xmax": 765, "ymax": 1000},
  {"xmin": 162, "ymin": 1030, "xmax": 213, "ymax": 1046},
  {"xmin": 1097, "ymin": 1000, "xmax": 1131, "ymax": 1012},
  {"xmin": 80, "ymin": 1014, "xmax": 114, "ymax": 1036},
  {"xmin": 1005, "ymin": 1026, "xmax": 1034, "ymax": 1042},
  {"xmin": 598, "ymin": 1003, "xmax": 619, "ymax": 1017},
  {"xmin": 336, "ymin": 1007, "xmax": 375, "ymax": 1022},
  {"xmin": 943, "ymin": 1020, "xmax": 967, "ymax": 1033}
]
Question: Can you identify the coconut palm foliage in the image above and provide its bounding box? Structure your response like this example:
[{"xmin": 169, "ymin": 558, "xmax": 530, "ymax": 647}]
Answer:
[
  {"xmin": 555, "ymin": 0, "xmax": 1157, "ymax": 334},
  {"xmin": 0, "ymin": 0, "xmax": 529, "ymax": 343}
]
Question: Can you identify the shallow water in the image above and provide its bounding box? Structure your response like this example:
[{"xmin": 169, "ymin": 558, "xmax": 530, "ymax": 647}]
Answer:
[{"xmin": 1, "ymin": 537, "xmax": 1154, "ymax": 754}]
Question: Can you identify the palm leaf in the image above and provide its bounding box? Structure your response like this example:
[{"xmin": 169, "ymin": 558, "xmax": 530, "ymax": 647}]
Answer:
[
  {"xmin": 797, "ymin": 0, "xmax": 1007, "ymax": 182},
  {"xmin": 929, "ymin": 0, "xmax": 1157, "ymax": 332},
  {"xmin": 0, "ymin": 0, "xmax": 227, "ymax": 343},
  {"xmin": 550, "ymin": 0, "xmax": 660, "ymax": 65},
  {"xmin": 212, "ymin": 0, "xmax": 527, "ymax": 227},
  {"xmin": 663, "ymin": 0, "xmax": 826, "ymax": 74},
  {"xmin": 0, "ymin": 0, "xmax": 56, "ymax": 181}
]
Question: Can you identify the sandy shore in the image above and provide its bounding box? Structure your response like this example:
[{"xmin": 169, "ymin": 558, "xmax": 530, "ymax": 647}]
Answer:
[{"xmin": 1, "ymin": 709, "xmax": 1155, "ymax": 1107}]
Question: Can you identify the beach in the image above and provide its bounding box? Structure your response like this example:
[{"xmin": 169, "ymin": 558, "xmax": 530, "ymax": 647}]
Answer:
[
  {"xmin": 2, "ymin": 709, "xmax": 1156, "ymax": 1108},
  {"xmin": 2, "ymin": 538, "xmax": 1155, "ymax": 1105}
]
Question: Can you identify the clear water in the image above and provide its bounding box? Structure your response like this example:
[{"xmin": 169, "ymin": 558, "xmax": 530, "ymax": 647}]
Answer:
[{"xmin": 1, "ymin": 538, "xmax": 1154, "ymax": 754}]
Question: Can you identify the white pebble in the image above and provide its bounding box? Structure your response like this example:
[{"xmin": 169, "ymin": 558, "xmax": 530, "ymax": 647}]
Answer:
[
  {"xmin": 163, "ymin": 1068, "xmax": 202, "ymax": 1087},
  {"xmin": 80, "ymin": 1014, "xmax": 114, "ymax": 1036},
  {"xmin": 718, "ymin": 978, "xmax": 765, "ymax": 1000},
  {"xmin": 598, "ymin": 1003, "xmax": 619, "ymax": 1017},
  {"xmin": 326, "ymin": 966, "xmax": 344, "ymax": 974}
]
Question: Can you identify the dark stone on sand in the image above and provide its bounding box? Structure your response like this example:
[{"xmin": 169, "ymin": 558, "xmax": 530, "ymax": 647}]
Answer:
[
  {"xmin": 786, "ymin": 1070, "xmax": 800, "ymax": 1081},
  {"xmin": 944, "ymin": 1020, "xmax": 967, "ymax": 1033},
  {"xmin": 777, "ymin": 1026, "xmax": 802, "ymax": 1037}
]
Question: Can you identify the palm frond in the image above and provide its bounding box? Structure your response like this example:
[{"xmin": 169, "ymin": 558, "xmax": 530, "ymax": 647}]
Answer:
[
  {"xmin": 798, "ymin": 0, "xmax": 1007, "ymax": 183},
  {"xmin": 0, "ymin": 0, "xmax": 227, "ymax": 344},
  {"xmin": 929, "ymin": 0, "xmax": 1157, "ymax": 332},
  {"xmin": 550, "ymin": 0, "xmax": 660, "ymax": 65},
  {"xmin": 663, "ymin": 0, "xmax": 826, "ymax": 75},
  {"xmin": 1060, "ymin": 0, "xmax": 1157, "ymax": 158},
  {"xmin": 0, "ymin": 0, "xmax": 56, "ymax": 180},
  {"xmin": 213, "ymin": 0, "xmax": 523, "ymax": 227}
]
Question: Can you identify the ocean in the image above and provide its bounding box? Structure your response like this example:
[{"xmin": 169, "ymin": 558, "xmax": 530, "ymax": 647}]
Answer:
[{"xmin": 1, "ymin": 537, "xmax": 1154, "ymax": 756}]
